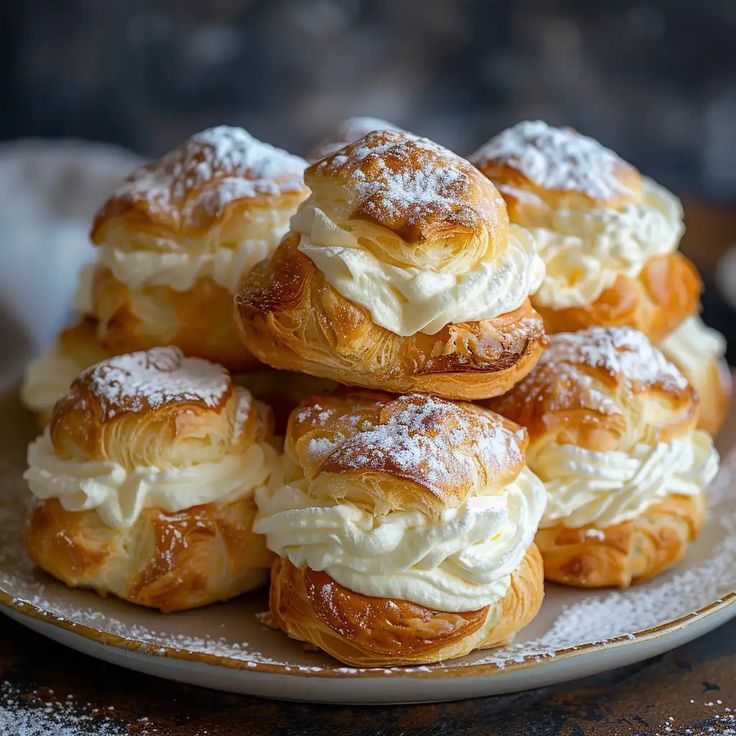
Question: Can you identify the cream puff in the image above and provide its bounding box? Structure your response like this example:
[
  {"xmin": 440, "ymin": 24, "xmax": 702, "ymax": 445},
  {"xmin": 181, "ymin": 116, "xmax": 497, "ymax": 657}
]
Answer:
[
  {"xmin": 490, "ymin": 326, "xmax": 719, "ymax": 588},
  {"xmin": 308, "ymin": 116, "xmax": 404, "ymax": 161},
  {"xmin": 21, "ymin": 317, "xmax": 111, "ymax": 425},
  {"xmin": 236, "ymin": 130, "xmax": 547, "ymax": 401},
  {"xmin": 253, "ymin": 390, "xmax": 545, "ymax": 667},
  {"xmin": 83, "ymin": 125, "xmax": 308, "ymax": 372},
  {"xmin": 471, "ymin": 121, "xmax": 701, "ymax": 342},
  {"xmin": 24, "ymin": 346, "xmax": 278, "ymax": 611},
  {"xmin": 660, "ymin": 315, "xmax": 731, "ymax": 435}
]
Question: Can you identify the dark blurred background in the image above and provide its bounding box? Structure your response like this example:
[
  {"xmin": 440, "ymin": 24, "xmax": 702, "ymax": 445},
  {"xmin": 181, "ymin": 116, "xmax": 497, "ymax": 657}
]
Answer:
[
  {"xmin": 1, "ymin": 0, "xmax": 735, "ymax": 364},
  {"xmin": 2, "ymin": 0, "xmax": 736, "ymax": 201}
]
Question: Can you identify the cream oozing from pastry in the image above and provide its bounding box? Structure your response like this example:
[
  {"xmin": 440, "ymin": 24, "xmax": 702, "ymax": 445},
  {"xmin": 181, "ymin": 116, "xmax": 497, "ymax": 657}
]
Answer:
[
  {"xmin": 533, "ymin": 430, "xmax": 718, "ymax": 529},
  {"xmin": 24, "ymin": 394, "xmax": 278, "ymax": 529},
  {"xmin": 254, "ymin": 467, "xmax": 545, "ymax": 612},
  {"xmin": 292, "ymin": 205, "xmax": 544, "ymax": 336},
  {"xmin": 21, "ymin": 345, "xmax": 90, "ymax": 416},
  {"xmin": 508, "ymin": 177, "xmax": 683, "ymax": 310},
  {"xmin": 660, "ymin": 315, "xmax": 727, "ymax": 378}
]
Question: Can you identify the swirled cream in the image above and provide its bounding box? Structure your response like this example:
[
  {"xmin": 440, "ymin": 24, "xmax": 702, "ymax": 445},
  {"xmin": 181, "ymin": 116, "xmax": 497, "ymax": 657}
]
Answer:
[
  {"xmin": 660, "ymin": 315, "xmax": 727, "ymax": 378},
  {"xmin": 534, "ymin": 431, "xmax": 718, "ymax": 529},
  {"xmin": 21, "ymin": 345, "xmax": 90, "ymax": 416},
  {"xmin": 24, "ymin": 429, "xmax": 278, "ymax": 529},
  {"xmin": 511, "ymin": 177, "xmax": 683, "ymax": 310},
  {"xmin": 95, "ymin": 232, "xmax": 284, "ymax": 293},
  {"xmin": 254, "ymin": 467, "xmax": 546, "ymax": 612},
  {"xmin": 293, "ymin": 205, "xmax": 544, "ymax": 337}
]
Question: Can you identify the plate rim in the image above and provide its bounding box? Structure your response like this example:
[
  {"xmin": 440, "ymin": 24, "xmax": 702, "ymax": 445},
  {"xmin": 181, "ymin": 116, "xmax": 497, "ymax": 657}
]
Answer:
[{"xmin": 2, "ymin": 585, "xmax": 735, "ymax": 680}]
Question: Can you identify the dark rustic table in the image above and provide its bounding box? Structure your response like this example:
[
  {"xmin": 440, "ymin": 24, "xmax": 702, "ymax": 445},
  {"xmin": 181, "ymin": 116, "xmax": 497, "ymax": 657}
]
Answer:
[
  {"xmin": 1, "ymin": 202, "xmax": 735, "ymax": 735},
  {"xmin": 2, "ymin": 613, "xmax": 736, "ymax": 735}
]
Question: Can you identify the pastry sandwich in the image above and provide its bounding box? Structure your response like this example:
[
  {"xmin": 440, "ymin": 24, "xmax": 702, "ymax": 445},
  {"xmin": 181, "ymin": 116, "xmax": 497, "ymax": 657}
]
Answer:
[
  {"xmin": 236, "ymin": 130, "xmax": 547, "ymax": 400},
  {"xmin": 253, "ymin": 390, "xmax": 546, "ymax": 666},
  {"xmin": 24, "ymin": 347, "xmax": 277, "ymax": 611},
  {"xmin": 83, "ymin": 125, "xmax": 308, "ymax": 371},
  {"xmin": 471, "ymin": 121, "xmax": 701, "ymax": 342},
  {"xmin": 491, "ymin": 327, "xmax": 719, "ymax": 588}
]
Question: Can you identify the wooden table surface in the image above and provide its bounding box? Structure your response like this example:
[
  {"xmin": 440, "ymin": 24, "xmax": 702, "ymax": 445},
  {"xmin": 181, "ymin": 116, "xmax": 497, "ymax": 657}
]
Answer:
[
  {"xmin": 1, "ymin": 201, "xmax": 735, "ymax": 735},
  {"xmin": 2, "ymin": 613, "xmax": 736, "ymax": 735}
]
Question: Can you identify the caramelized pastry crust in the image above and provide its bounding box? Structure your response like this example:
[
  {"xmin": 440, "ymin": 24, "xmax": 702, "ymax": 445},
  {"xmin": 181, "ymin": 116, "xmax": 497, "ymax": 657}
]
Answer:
[
  {"xmin": 236, "ymin": 234, "xmax": 545, "ymax": 400},
  {"xmin": 268, "ymin": 548, "xmax": 544, "ymax": 668}
]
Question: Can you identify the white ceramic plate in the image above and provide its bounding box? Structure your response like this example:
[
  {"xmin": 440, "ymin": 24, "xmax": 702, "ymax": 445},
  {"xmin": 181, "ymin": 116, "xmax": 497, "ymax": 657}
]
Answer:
[{"xmin": 1, "ymin": 388, "xmax": 735, "ymax": 705}]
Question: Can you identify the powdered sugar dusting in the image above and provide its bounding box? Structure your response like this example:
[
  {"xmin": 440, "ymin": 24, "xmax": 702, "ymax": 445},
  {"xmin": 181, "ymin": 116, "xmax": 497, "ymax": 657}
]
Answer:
[
  {"xmin": 471, "ymin": 120, "xmax": 634, "ymax": 200},
  {"xmin": 104, "ymin": 125, "xmax": 306, "ymax": 225},
  {"xmin": 313, "ymin": 130, "xmax": 498, "ymax": 236},
  {"xmin": 540, "ymin": 327, "xmax": 689, "ymax": 394},
  {"xmin": 79, "ymin": 347, "xmax": 230, "ymax": 419},
  {"xmin": 299, "ymin": 394, "xmax": 523, "ymax": 501}
]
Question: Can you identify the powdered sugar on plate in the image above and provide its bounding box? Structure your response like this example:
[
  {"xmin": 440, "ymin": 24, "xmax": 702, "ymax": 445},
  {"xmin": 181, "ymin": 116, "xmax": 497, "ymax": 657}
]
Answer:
[{"xmin": 470, "ymin": 120, "xmax": 635, "ymax": 200}]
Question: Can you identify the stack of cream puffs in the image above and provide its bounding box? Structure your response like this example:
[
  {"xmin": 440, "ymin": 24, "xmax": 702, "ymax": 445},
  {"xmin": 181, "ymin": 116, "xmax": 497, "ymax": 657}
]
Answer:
[{"xmin": 21, "ymin": 118, "xmax": 727, "ymax": 668}]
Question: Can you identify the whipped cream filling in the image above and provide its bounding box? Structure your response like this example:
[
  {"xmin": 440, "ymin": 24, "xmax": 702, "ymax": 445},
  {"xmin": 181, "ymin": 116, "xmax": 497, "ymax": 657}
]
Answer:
[
  {"xmin": 253, "ymin": 467, "xmax": 546, "ymax": 612},
  {"xmin": 509, "ymin": 178, "xmax": 683, "ymax": 310},
  {"xmin": 24, "ymin": 429, "xmax": 277, "ymax": 529},
  {"xmin": 660, "ymin": 315, "xmax": 727, "ymax": 378},
  {"xmin": 96, "ymin": 232, "xmax": 283, "ymax": 293},
  {"xmin": 534, "ymin": 431, "xmax": 718, "ymax": 529},
  {"xmin": 21, "ymin": 345, "xmax": 90, "ymax": 416},
  {"xmin": 294, "ymin": 206, "xmax": 544, "ymax": 336}
]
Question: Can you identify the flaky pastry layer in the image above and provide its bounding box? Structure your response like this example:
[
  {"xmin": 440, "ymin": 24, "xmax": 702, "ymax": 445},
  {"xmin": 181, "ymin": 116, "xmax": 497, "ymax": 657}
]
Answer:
[
  {"xmin": 266, "ymin": 546, "xmax": 543, "ymax": 667},
  {"xmin": 235, "ymin": 235, "xmax": 546, "ymax": 400},
  {"xmin": 535, "ymin": 492, "xmax": 705, "ymax": 588},
  {"xmin": 534, "ymin": 252, "xmax": 701, "ymax": 342},
  {"xmin": 26, "ymin": 495, "xmax": 270, "ymax": 612}
]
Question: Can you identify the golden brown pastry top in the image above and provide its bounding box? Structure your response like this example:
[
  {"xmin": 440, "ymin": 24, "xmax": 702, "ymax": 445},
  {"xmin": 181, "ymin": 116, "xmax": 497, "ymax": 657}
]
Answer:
[
  {"xmin": 50, "ymin": 346, "xmax": 268, "ymax": 465},
  {"xmin": 91, "ymin": 125, "xmax": 308, "ymax": 241},
  {"xmin": 470, "ymin": 119, "xmax": 641, "ymax": 212},
  {"xmin": 308, "ymin": 116, "xmax": 404, "ymax": 161},
  {"xmin": 305, "ymin": 130, "xmax": 508, "ymax": 246},
  {"xmin": 490, "ymin": 326, "xmax": 697, "ymax": 450},
  {"xmin": 286, "ymin": 390, "xmax": 527, "ymax": 513}
]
